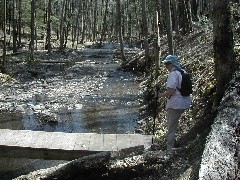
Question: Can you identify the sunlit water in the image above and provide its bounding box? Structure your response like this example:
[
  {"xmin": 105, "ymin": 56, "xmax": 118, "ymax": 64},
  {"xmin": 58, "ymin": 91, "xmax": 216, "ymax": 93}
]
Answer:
[{"xmin": 0, "ymin": 49, "xmax": 141, "ymax": 179}]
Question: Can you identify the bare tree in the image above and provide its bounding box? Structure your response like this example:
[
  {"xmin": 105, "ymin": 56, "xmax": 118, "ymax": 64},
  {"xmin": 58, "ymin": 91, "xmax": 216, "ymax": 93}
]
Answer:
[
  {"xmin": 29, "ymin": 0, "xmax": 36, "ymax": 60},
  {"xmin": 1, "ymin": 0, "xmax": 7, "ymax": 73},
  {"xmin": 155, "ymin": 0, "xmax": 162, "ymax": 75},
  {"xmin": 46, "ymin": 0, "xmax": 52, "ymax": 54},
  {"xmin": 116, "ymin": 0, "xmax": 126, "ymax": 61},
  {"xmin": 12, "ymin": 0, "xmax": 17, "ymax": 53},
  {"xmin": 18, "ymin": 0, "xmax": 22, "ymax": 48},
  {"xmin": 213, "ymin": 0, "xmax": 235, "ymax": 105},
  {"xmin": 59, "ymin": 0, "xmax": 67, "ymax": 51},
  {"xmin": 92, "ymin": 0, "xmax": 98, "ymax": 42},
  {"xmin": 164, "ymin": 0, "xmax": 174, "ymax": 54},
  {"xmin": 80, "ymin": 1, "xmax": 87, "ymax": 44},
  {"xmin": 179, "ymin": 0, "xmax": 192, "ymax": 35},
  {"xmin": 100, "ymin": 0, "xmax": 109, "ymax": 45},
  {"xmin": 172, "ymin": 0, "xmax": 179, "ymax": 35},
  {"xmin": 141, "ymin": 0, "xmax": 150, "ymax": 62}
]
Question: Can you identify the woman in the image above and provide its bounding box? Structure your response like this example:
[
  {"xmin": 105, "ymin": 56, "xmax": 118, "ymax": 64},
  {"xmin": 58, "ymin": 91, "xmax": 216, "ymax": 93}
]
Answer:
[{"xmin": 157, "ymin": 55, "xmax": 192, "ymax": 156}]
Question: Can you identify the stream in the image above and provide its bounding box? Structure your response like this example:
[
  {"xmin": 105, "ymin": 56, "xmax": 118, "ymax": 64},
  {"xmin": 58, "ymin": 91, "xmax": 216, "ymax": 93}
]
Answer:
[{"xmin": 0, "ymin": 46, "xmax": 142, "ymax": 179}]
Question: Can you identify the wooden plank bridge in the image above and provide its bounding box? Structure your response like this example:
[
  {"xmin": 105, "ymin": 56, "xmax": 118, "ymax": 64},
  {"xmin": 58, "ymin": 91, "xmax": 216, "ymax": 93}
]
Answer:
[{"xmin": 0, "ymin": 129, "xmax": 152, "ymax": 160}]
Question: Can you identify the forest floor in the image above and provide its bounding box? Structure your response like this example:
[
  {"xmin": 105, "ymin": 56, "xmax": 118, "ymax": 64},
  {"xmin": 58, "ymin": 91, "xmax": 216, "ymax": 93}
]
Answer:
[{"xmin": 0, "ymin": 21, "xmax": 239, "ymax": 179}]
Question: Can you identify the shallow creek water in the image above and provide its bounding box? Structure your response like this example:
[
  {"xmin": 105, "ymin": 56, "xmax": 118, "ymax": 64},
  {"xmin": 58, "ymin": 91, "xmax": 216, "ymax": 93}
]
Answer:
[{"xmin": 0, "ymin": 48, "xmax": 141, "ymax": 179}]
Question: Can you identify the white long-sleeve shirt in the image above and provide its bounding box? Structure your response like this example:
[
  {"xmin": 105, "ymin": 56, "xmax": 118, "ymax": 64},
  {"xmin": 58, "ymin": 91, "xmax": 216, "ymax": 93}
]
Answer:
[{"xmin": 166, "ymin": 67, "xmax": 192, "ymax": 110}]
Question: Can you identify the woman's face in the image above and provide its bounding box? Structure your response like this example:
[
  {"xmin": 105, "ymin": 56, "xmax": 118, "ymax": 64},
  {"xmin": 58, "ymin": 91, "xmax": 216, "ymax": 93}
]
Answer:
[{"xmin": 165, "ymin": 62, "xmax": 174, "ymax": 72}]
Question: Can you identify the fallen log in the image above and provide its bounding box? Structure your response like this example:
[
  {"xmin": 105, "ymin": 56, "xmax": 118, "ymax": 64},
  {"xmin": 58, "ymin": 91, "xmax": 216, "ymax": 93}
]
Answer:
[
  {"xmin": 41, "ymin": 146, "xmax": 145, "ymax": 179},
  {"xmin": 15, "ymin": 146, "xmax": 168, "ymax": 180},
  {"xmin": 121, "ymin": 51, "xmax": 146, "ymax": 72},
  {"xmin": 42, "ymin": 152, "xmax": 111, "ymax": 180}
]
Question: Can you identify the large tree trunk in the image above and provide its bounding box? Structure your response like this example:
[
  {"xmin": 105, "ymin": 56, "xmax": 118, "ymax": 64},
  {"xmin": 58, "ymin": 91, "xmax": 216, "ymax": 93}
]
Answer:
[{"xmin": 213, "ymin": 0, "xmax": 235, "ymax": 105}]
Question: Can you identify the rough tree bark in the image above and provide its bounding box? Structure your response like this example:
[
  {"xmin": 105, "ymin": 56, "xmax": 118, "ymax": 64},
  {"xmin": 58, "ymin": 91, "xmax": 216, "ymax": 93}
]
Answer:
[{"xmin": 213, "ymin": 0, "xmax": 235, "ymax": 105}]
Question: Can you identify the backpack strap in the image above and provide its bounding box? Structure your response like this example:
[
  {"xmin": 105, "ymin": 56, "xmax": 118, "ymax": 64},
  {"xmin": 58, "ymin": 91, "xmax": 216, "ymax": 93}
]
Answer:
[{"xmin": 173, "ymin": 69, "xmax": 183, "ymax": 90}]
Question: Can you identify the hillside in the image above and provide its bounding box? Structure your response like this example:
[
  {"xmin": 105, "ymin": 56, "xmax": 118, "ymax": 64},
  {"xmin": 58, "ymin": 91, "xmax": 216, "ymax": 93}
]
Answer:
[
  {"xmin": 133, "ymin": 23, "xmax": 217, "ymax": 180},
  {"xmin": 135, "ymin": 19, "xmax": 239, "ymax": 179}
]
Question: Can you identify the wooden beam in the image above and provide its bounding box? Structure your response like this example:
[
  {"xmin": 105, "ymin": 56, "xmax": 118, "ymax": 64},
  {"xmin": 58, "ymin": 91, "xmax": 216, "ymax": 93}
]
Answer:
[{"xmin": 0, "ymin": 129, "xmax": 152, "ymax": 160}]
